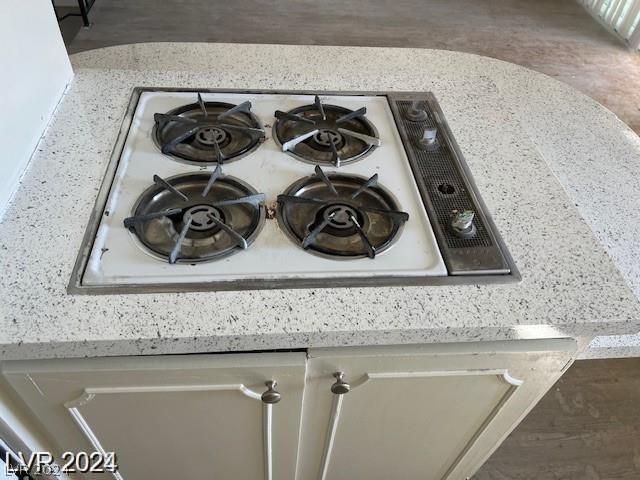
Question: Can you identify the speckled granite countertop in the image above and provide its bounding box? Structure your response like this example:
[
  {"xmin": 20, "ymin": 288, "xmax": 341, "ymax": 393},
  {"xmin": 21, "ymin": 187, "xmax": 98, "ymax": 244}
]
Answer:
[{"xmin": 1, "ymin": 43, "xmax": 639, "ymax": 361}]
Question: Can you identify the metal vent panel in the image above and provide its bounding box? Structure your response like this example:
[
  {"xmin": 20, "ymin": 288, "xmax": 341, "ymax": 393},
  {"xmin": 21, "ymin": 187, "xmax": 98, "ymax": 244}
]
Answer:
[
  {"xmin": 389, "ymin": 94, "xmax": 511, "ymax": 275},
  {"xmin": 397, "ymin": 100, "xmax": 492, "ymax": 249}
]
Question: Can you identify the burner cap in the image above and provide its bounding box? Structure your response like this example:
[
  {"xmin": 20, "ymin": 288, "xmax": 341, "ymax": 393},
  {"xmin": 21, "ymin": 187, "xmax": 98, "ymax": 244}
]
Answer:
[
  {"xmin": 154, "ymin": 95, "xmax": 265, "ymax": 165},
  {"xmin": 183, "ymin": 204, "xmax": 225, "ymax": 232},
  {"xmin": 317, "ymin": 203, "xmax": 364, "ymax": 237},
  {"xmin": 195, "ymin": 126, "xmax": 230, "ymax": 148},
  {"xmin": 276, "ymin": 167, "xmax": 408, "ymax": 259},
  {"xmin": 124, "ymin": 171, "xmax": 265, "ymax": 263},
  {"xmin": 273, "ymin": 96, "xmax": 379, "ymax": 167},
  {"xmin": 313, "ymin": 129, "xmax": 345, "ymax": 149}
]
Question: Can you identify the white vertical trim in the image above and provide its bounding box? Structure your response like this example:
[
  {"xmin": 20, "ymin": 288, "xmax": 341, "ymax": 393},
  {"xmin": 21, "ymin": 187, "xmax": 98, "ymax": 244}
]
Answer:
[
  {"xmin": 606, "ymin": 0, "xmax": 626, "ymax": 23},
  {"xmin": 604, "ymin": 0, "xmax": 619, "ymax": 19},
  {"xmin": 580, "ymin": 0, "xmax": 640, "ymax": 46},
  {"xmin": 619, "ymin": 1, "xmax": 640, "ymax": 37},
  {"xmin": 629, "ymin": 21, "xmax": 640, "ymax": 48},
  {"xmin": 318, "ymin": 394, "xmax": 343, "ymax": 480},
  {"xmin": 66, "ymin": 408, "xmax": 125, "ymax": 480},
  {"xmin": 594, "ymin": 0, "xmax": 607, "ymax": 15},
  {"xmin": 263, "ymin": 403, "xmax": 273, "ymax": 480}
]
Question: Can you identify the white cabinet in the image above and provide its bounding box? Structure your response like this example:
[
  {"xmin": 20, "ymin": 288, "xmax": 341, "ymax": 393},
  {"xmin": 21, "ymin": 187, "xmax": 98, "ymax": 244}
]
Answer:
[
  {"xmin": 1, "ymin": 339, "xmax": 577, "ymax": 480},
  {"xmin": 2, "ymin": 352, "xmax": 307, "ymax": 480},
  {"xmin": 296, "ymin": 339, "xmax": 576, "ymax": 480}
]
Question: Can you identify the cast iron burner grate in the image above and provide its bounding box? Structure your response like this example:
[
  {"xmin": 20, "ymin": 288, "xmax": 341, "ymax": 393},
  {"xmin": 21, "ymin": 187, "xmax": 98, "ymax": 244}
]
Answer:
[
  {"xmin": 276, "ymin": 166, "xmax": 408, "ymax": 259},
  {"xmin": 273, "ymin": 95, "xmax": 380, "ymax": 167},
  {"xmin": 123, "ymin": 166, "xmax": 266, "ymax": 263},
  {"xmin": 153, "ymin": 93, "xmax": 265, "ymax": 165}
]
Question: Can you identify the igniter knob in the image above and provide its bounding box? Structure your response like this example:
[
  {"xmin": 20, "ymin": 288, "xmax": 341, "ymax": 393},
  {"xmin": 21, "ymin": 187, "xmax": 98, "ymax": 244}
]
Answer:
[
  {"xmin": 405, "ymin": 101, "xmax": 429, "ymax": 122},
  {"xmin": 417, "ymin": 128, "xmax": 439, "ymax": 151},
  {"xmin": 450, "ymin": 210, "xmax": 476, "ymax": 238}
]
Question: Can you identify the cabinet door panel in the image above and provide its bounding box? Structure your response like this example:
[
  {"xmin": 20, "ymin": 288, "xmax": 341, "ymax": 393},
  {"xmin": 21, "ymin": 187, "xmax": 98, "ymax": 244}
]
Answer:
[
  {"xmin": 3, "ymin": 352, "xmax": 307, "ymax": 480},
  {"xmin": 327, "ymin": 371, "xmax": 518, "ymax": 480},
  {"xmin": 299, "ymin": 340, "xmax": 576, "ymax": 480}
]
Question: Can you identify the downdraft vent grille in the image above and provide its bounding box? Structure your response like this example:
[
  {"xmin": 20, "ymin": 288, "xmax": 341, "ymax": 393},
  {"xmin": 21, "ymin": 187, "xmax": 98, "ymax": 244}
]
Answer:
[
  {"xmin": 397, "ymin": 101, "xmax": 492, "ymax": 249},
  {"xmin": 389, "ymin": 93, "xmax": 511, "ymax": 275}
]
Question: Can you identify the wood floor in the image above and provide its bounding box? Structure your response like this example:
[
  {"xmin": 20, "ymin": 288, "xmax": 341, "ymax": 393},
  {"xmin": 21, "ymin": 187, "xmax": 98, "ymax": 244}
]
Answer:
[
  {"xmin": 476, "ymin": 358, "xmax": 640, "ymax": 479},
  {"xmin": 65, "ymin": 0, "xmax": 640, "ymax": 134}
]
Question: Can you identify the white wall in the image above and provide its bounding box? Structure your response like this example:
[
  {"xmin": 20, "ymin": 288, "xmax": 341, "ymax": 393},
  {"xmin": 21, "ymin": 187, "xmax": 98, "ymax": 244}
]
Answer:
[{"xmin": 0, "ymin": 0, "xmax": 73, "ymax": 220}]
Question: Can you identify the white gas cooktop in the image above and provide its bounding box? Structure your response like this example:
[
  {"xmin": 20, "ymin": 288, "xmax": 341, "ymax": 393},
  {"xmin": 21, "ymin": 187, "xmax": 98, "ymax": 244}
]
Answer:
[{"xmin": 81, "ymin": 90, "xmax": 448, "ymax": 287}]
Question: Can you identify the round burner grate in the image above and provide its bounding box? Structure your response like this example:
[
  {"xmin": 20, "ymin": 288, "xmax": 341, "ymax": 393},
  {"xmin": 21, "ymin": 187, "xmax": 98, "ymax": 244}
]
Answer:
[
  {"xmin": 276, "ymin": 167, "xmax": 408, "ymax": 259},
  {"xmin": 153, "ymin": 95, "xmax": 264, "ymax": 165},
  {"xmin": 124, "ymin": 172, "xmax": 265, "ymax": 263},
  {"xmin": 273, "ymin": 96, "xmax": 379, "ymax": 167}
]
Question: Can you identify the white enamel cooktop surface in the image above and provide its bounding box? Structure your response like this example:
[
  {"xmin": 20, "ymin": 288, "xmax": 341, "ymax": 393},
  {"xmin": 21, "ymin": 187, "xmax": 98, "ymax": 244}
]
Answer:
[{"xmin": 83, "ymin": 91, "xmax": 447, "ymax": 285}]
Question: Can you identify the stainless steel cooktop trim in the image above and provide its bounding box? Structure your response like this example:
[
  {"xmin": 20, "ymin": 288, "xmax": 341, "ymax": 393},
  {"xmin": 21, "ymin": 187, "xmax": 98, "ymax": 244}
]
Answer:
[{"xmin": 67, "ymin": 87, "xmax": 519, "ymax": 295}]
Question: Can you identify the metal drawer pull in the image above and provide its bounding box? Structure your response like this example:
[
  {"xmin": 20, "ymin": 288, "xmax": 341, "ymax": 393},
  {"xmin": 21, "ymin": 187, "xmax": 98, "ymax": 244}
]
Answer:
[
  {"xmin": 330, "ymin": 371, "xmax": 351, "ymax": 395},
  {"xmin": 261, "ymin": 380, "xmax": 281, "ymax": 404},
  {"xmin": 318, "ymin": 372, "xmax": 350, "ymax": 480}
]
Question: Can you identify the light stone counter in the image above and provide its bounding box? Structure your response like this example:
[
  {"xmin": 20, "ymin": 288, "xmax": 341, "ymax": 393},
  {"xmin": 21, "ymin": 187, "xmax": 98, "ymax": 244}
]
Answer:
[{"xmin": 1, "ymin": 43, "xmax": 639, "ymax": 360}]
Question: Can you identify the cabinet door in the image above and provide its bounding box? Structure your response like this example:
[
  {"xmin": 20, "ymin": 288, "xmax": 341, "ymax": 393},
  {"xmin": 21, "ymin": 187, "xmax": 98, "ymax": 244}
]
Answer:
[
  {"xmin": 298, "ymin": 339, "xmax": 576, "ymax": 480},
  {"xmin": 2, "ymin": 352, "xmax": 307, "ymax": 480}
]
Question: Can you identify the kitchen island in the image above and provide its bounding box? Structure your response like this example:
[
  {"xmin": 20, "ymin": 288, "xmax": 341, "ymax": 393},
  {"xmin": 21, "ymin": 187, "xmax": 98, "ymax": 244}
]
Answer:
[
  {"xmin": 1, "ymin": 43, "xmax": 639, "ymax": 359},
  {"xmin": 2, "ymin": 42, "xmax": 640, "ymax": 480}
]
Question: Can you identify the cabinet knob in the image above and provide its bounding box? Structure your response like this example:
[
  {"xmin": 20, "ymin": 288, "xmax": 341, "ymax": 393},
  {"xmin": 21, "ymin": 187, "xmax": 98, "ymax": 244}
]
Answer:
[
  {"xmin": 330, "ymin": 372, "xmax": 351, "ymax": 395},
  {"xmin": 261, "ymin": 380, "xmax": 281, "ymax": 404}
]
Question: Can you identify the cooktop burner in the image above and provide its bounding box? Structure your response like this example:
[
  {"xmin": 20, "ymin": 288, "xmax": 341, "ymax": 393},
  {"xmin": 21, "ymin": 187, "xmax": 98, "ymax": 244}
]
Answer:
[
  {"xmin": 153, "ymin": 94, "xmax": 265, "ymax": 165},
  {"xmin": 277, "ymin": 166, "xmax": 408, "ymax": 259},
  {"xmin": 273, "ymin": 95, "xmax": 380, "ymax": 167},
  {"xmin": 123, "ymin": 168, "xmax": 265, "ymax": 263}
]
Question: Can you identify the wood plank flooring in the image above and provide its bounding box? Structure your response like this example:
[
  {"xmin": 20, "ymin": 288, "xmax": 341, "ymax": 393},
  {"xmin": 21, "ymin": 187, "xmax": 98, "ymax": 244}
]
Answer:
[
  {"xmin": 65, "ymin": 0, "xmax": 640, "ymax": 134},
  {"xmin": 475, "ymin": 358, "xmax": 640, "ymax": 479}
]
